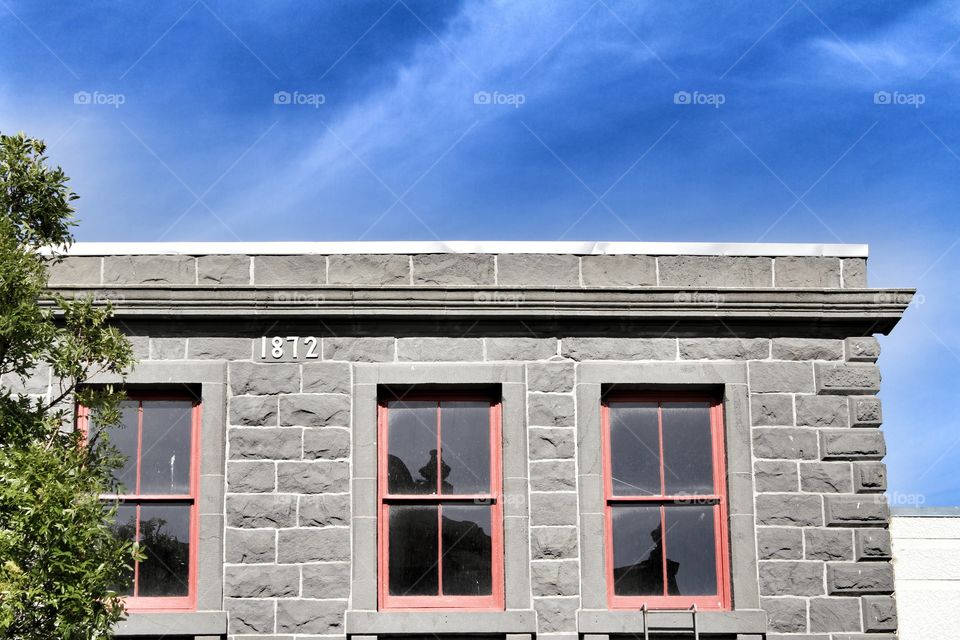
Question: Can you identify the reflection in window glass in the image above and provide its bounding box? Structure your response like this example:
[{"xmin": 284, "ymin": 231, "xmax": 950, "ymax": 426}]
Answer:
[
  {"xmin": 96, "ymin": 401, "xmax": 139, "ymax": 492},
  {"xmin": 441, "ymin": 505, "xmax": 492, "ymax": 595},
  {"xmin": 661, "ymin": 403, "xmax": 713, "ymax": 495},
  {"xmin": 138, "ymin": 504, "xmax": 190, "ymax": 597},
  {"xmin": 609, "ymin": 403, "xmax": 660, "ymax": 495},
  {"xmin": 387, "ymin": 401, "xmax": 438, "ymax": 495},
  {"xmin": 611, "ymin": 505, "xmax": 663, "ymax": 595},
  {"xmin": 140, "ymin": 401, "xmax": 193, "ymax": 495},
  {"xmin": 664, "ymin": 505, "xmax": 717, "ymax": 596},
  {"xmin": 388, "ymin": 505, "xmax": 439, "ymax": 596},
  {"xmin": 440, "ymin": 402, "xmax": 490, "ymax": 494},
  {"xmin": 108, "ymin": 504, "xmax": 137, "ymax": 595}
]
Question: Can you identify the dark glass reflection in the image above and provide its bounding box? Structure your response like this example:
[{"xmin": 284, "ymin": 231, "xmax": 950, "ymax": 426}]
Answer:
[
  {"xmin": 108, "ymin": 504, "xmax": 137, "ymax": 595},
  {"xmin": 664, "ymin": 505, "xmax": 717, "ymax": 595},
  {"xmin": 138, "ymin": 504, "xmax": 190, "ymax": 597},
  {"xmin": 610, "ymin": 403, "xmax": 660, "ymax": 495},
  {"xmin": 661, "ymin": 403, "xmax": 714, "ymax": 495},
  {"xmin": 95, "ymin": 401, "xmax": 139, "ymax": 492},
  {"xmin": 387, "ymin": 401, "xmax": 439, "ymax": 494},
  {"xmin": 440, "ymin": 402, "xmax": 490, "ymax": 494},
  {"xmin": 388, "ymin": 505, "xmax": 439, "ymax": 595},
  {"xmin": 611, "ymin": 505, "xmax": 672, "ymax": 595},
  {"xmin": 441, "ymin": 505, "xmax": 492, "ymax": 595},
  {"xmin": 140, "ymin": 401, "xmax": 193, "ymax": 495}
]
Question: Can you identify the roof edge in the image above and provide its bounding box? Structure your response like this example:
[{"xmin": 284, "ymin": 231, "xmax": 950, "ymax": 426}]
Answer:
[{"xmin": 892, "ymin": 506, "xmax": 960, "ymax": 517}]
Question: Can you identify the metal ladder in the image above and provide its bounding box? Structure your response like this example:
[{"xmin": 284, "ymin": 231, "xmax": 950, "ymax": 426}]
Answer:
[{"xmin": 640, "ymin": 603, "xmax": 699, "ymax": 640}]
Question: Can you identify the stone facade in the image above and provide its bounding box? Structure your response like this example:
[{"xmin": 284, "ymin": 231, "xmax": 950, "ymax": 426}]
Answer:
[{"xmin": 33, "ymin": 244, "xmax": 913, "ymax": 640}]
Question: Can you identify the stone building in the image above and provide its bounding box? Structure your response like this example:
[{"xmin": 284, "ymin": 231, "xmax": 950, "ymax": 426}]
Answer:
[{"xmin": 41, "ymin": 241, "xmax": 912, "ymax": 639}]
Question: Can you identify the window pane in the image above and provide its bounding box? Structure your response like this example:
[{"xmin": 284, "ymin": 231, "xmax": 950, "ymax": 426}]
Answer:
[
  {"xmin": 440, "ymin": 401, "xmax": 490, "ymax": 494},
  {"xmin": 140, "ymin": 401, "xmax": 193, "ymax": 495},
  {"xmin": 661, "ymin": 402, "xmax": 714, "ymax": 495},
  {"xmin": 664, "ymin": 505, "xmax": 717, "ymax": 596},
  {"xmin": 138, "ymin": 504, "xmax": 191, "ymax": 597},
  {"xmin": 609, "ymin": 403, "xmax": 660, "ymax": 496},
  {"xmin": 387, "ymin": 401, "xmax": 438, "ymax": 494},
  {"xmin": 108, "ymin": 504, "xmax": 137, "ymax": 596},
  {"xmin": 389, "ymin": 505, "xmax": 439, "ymax": 596},
  {"xmin": 611, "ymin": 505, "xmax": 663, "ymax": 595},
  {"xmin": 94, "ymin": 401, "xmax": 139, "ymax": 492},
  {"xmin": 441, "ymin": 505, "xmax": 492, "ymax": 595}
]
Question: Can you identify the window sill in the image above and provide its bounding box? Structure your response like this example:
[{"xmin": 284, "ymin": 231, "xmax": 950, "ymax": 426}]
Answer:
[
  {"xmin": 578, "ymin": 608, "xmax": 767, "ymax": 635},
  {"xmin": 345, "ymin": 609, "xmax": 537, "ymax": 635},
  {"xmin": 113, "ymin": 610, "xmax": 227, "ymax": 637}
]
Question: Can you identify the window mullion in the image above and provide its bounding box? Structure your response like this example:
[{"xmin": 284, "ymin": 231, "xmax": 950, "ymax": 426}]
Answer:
[{"xmin": 135, "ymin": 401, "xmax": 143, "ymax": 496}]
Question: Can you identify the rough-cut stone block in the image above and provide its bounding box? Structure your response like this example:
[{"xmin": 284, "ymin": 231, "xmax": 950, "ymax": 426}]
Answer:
[
  {"xmin": 753, "ymin": 428, "xmax": 818, "ymax": 460},
  {"xmin": 527, "ymin": 362, "xmax": 575, "ymax": 393},
  {"xmin": 762, "ymin": 597, "xmax": 808, "ymax": 633},
  {"xmin": 497, "ymin": 254, "xmax": 579, "ymax": 286},
  {"xmin": 412, "ymin": 253, "xmax": 494, "ymax": 285},
  {"xmin": 816, "ymin": 363, "xmax": 881, "ymax": 395},
  {"xmin": 276, "ymin": 599, "xmax": 345, "ymax": 634},
  {"xmin": 855, "ymin": 529, "xmax": 891, "ymax": 561},
  {"xmin": 277, "ymin": 460, "xmax": 349, "ymax": 493},
  {"xmin": 796, "ymin": 395, "xmax": 849, "ymax": 428},
  {"xmin": 680, "ymin": 338, "xmax": 769, "ymax": 360},
  {"xmin": 198, "ymin": 255, "xmax": 249, "ymax": 284},
  {"xmin": 531, "ymin": 527, "xmax": 579, "ymax": 559},
  {"xmin": 531, "ymin": 560, "xmax": 580, "ymax": 596},
  {"xmin": 328, "ymin": 254, "xmax": 409, "ymax": 285},
  {"xmin": 226, "ymin": 494, "xmax": 296, "ymax": 528},
  {"xmin": 862, "ymin": 595, "xmax": 897, "ymax": 632},
  {"xmin": 150, "ymin": 337, "xmax": 186, "ymax": 359},
  {"xmin": 299, "ymin": 493, "xmax": 350, "ymax": 527},
  {"xmin": 302, "ymin": 361, "xmax": 351, "ymax": 394},
  {"xmin": 581, "ymin": 255, "xmax": 656, "ymax": 286},
  {"xmin": 227, "ymin": 461, "xmax": 275, "ymax": 493},
  {"xmin": 805, "ymin": 528, "xmax": 853, "ymax": 561},
  {"xmin": 749, "ymin": 361, "xmax": 814, "ymax": 393},
  {"xmin": 561, "ymin": 337, "xmax": 676, "ymax": 361},
  {"xmin": 854, "ymin": 462, "xmax": 887, "ymax": 492},
  {"xmin": 48, "ymin": 256, "xmax": 101, "ymax": 285},
  {"xmin": 849, "ymin": 396, "xmax": 882, "ymax": 427},
  {"xmin": 771, "ymin": 338, "xmax": 844, "ymax": 361},
  {"xmin": 230, "ymin": 362, "xmax": 299, "ymax": 395},
  {"xmin": 845, "ymin": 337, "xmax": 880, "ymax": 362},
  {"xmin": 485, "ymin": 338, "xmax": 557, "ymax": 361},
  {"xmin": 824, "ymin": 495, "xmax": 889, "ymax": 526},
  {"xmin": 774, "ymin": 256, "xmax": 841, "ymax": 288},
  {"xmin": 533, "ymin": 597, "xmax": 579, "ymax": 633},
  {"xmin": 279, "ymin": 394, "xmax": 350, "ymax": 427},
  {"xmin": 303, "ymin": 427, "xmax": 350, "ymax": 460},
  {"xmin": 323, "ymin": 337, "xmax": 395, "ymax": 362},
  {"xmin": 302, "ymin": 562, "xmax": 350, "ymax": 598},
  {"xmin": 103, "ymin": 255, "xmax": 194, "ymax": 284},
  {"xmin": 530, "ymin": 460, "xmax": 576, "ymax": 491},
  {"xmin": 756, "ymin": 494, "xmax": 822, "ymax": 526},
  {"xmin": 277, "ymin": 527, "xmax": 350, "ymax": 563},
  {"xmin": 1, "ymin": 366, "xmax": 49, "ymax": 395},
  {"xmin": 530, "ymin": 492, "xmax": 577, "ymax": 526},
  {"xmin": 224, "ymin": 565, "xmax": 298, "ymax": 598},
  {"xmin": 529, "ymin": 427, "xmax": 575, "ymax": 460},
  {"xmin": 755, "ymin": 460, "xmax": 799, "ymax": 492},
  {"xmin": 225, "ymin": 528, "xmax": 275, "ymax": 563},
  {"xmin": 229, "ymin": 396, "xmax": 278, "ymax": 426},
  {"xmin": 757, "ymin": 527, "xmax": 803, "ymax": 560},
  {"xmin": 189, "ymin": 337, "xmax": 252, "ymax": 359},
  {"xmin": 127, "ymin": 336, "xmax": 150, "ymax": 360},
  {"xmin": 759, "ymin": 561, "xmax": 825, "ymax": 595},
  {"xmin": 828, "ymin": 563, "xmax": 894, "ymax": 594},
  {"xmin": 658, "ymin": 255, "xmax": 772, "ymax": 287},
  {"xmin": 254, "ymin": 255, "xmax": 326, "ymax": 285},
  {"xmin": 528, "ymin": 393, "xmax": 575, "ymax": 427},
  {"xmin": 800, "ymin": 462, "xmax": 853, "ymax": 493},
  {"xmin": 228, "ymin": 428, "xmax": 300, "ymax": 460},
  {"xmin": 821, "ymin": 430, "xmax": 885, "ymax": 460},
  {"xmin": 396, "ymin": 337, "xmax": 484, "ymax": 361},
  {"xmin": 842, "ymin": 258, "xmax": 868, "ymax": 287},
  {"xmin": 809, "ymin": 597, "xmax": 861, "ymax": 632},
  {"xmin": 751, "ymin": 394, "xmax": 794, "ymax": 426},
  {"xmin": 225, "ymin": 598, "xmax": 274, "ymax": 634}
]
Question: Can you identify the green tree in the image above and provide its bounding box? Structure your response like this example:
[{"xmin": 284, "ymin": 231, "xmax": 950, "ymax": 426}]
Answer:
[{"xmin": 0, "ymin": 133, "xmax": 137, "ymax": 639}]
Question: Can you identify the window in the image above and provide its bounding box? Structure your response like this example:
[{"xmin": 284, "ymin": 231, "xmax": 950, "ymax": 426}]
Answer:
[
  {"xmin": 78, "ymin": 393, "xmax": 200, "ymax": 611},
  {"xmin": 378, "ymin": 395, "xmax": 503, "ymax": 609},
  {"xmin": 602, "ymin": 394, "xmax": 730, "ymax": 609}
]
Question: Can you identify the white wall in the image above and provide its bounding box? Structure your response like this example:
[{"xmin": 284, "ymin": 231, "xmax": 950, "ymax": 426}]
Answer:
[{"xmin": 892, "ymin": 512, "xmax": 960, "ymax": 639}]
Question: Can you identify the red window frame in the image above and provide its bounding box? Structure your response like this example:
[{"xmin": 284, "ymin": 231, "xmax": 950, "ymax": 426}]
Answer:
[
  {"xmin": 377, "ymin": 392, "xmax": 504, "ymax": 610},
  {"xmin": 77, "ymin": 392, "xmax": 201, "ymax": 611},
  {"xmin": 601, "ymin": 392, "xmax": 731, "ymax": 610}
]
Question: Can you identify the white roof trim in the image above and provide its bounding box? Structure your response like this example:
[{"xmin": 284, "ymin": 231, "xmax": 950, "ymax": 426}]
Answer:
[{"xmin": 58, "ymin": 241, "xmax": 868, "ymax": 257}]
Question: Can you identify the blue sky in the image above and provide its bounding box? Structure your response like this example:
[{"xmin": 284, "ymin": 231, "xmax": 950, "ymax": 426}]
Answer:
[{"xmin": 2, "ymin": 0, "xmax": 958, "ymax": 503}]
